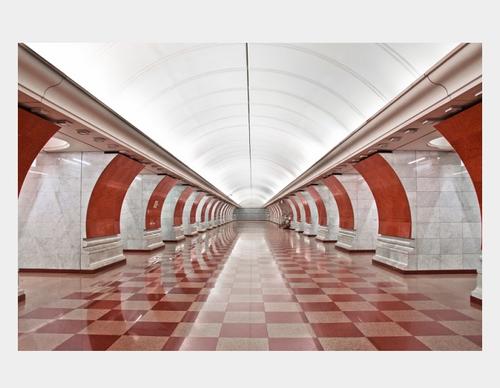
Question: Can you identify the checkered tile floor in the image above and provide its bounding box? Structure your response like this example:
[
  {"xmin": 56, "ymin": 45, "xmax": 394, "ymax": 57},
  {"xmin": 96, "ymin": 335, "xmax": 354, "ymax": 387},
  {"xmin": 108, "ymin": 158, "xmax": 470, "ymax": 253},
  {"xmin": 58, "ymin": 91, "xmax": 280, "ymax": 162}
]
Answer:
[{"xmin": 18, "ymin": 222, "xmax": 482, "ymax": 350}]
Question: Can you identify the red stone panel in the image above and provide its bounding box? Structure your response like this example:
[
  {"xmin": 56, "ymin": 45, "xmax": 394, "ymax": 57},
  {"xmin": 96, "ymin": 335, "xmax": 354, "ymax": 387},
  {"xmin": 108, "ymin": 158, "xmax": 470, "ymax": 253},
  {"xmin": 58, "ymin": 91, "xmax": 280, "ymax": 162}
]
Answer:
[
  {"xmin": 203, "ymin": 198, "xmax": 216, "ymax": 222},
  {"xmin": 306, "ymin": 186, "xmax": 328, "ymax": 226},
  {"xmin": 190, "ymin": 192, "xmax": 206, "ymax": 224},
  {"xmin": 436, "ymin": 102, "xmax": 482, "ymax": 213},
  {"xmin": 18, "ymin": 108, "xmax": 60, "ymax": 194},
  {"xmin": 354, "ymin": 154, "xmax": 412, "ymax": 239},
  {"xmin": 86, "ymin": 154, "xmax": 144, "ymax": 238},
  {"xmin": 287, "ymin": 196, "xmax": 302, "ymax": 222},
  {"xmin": 296, "ymin": 192, "xmax": 312, "ymax": 224},
  {"xmin": 322, "ymin": 175, "xmax": 355, "ymax": 230},
  {"xmin": 173, "ymin": 187, "xmax": 195, "ymax": 226},
  {"xmin": 145, "ymin": 176, "xmax": 178, "ymax": 231}
]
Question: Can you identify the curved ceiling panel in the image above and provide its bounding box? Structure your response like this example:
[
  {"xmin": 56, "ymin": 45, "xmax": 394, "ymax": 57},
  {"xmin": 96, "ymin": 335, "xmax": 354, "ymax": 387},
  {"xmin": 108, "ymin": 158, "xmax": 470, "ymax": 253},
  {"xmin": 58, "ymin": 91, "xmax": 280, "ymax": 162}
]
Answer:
[{"xmin": 27, "ymin": 42, "xmax": 457, "ymax": 206}]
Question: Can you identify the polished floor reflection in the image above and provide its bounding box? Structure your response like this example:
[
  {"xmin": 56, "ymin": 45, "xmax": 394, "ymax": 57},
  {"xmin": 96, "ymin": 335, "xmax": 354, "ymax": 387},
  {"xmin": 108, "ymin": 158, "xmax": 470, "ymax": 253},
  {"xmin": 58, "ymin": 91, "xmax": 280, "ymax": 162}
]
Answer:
[{"xmin": 18, "ymin": 222, "xmax": 482, "ymax": 350}]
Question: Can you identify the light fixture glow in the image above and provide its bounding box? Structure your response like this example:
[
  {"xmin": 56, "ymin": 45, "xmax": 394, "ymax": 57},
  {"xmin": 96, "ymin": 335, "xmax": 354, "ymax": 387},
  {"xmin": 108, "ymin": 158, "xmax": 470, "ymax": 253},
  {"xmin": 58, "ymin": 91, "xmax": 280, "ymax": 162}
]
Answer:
[{"xmin": 408, "ymin": 157, "xmax": 426, "ymax": 165}]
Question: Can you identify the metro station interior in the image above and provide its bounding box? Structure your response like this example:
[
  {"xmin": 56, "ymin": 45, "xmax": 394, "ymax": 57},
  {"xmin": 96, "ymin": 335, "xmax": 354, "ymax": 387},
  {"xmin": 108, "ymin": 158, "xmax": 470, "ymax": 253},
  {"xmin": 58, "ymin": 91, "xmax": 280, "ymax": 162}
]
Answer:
[{"xmin": 17, "ymin": 42, "xmax": 483, "ymax": 352}]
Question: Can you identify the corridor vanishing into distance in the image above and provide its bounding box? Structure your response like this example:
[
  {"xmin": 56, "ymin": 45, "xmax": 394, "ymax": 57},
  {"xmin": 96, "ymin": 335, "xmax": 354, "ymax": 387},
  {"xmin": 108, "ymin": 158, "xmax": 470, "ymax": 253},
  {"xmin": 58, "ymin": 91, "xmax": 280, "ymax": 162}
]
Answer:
[{"xmin": 18, "ymin": 222, "xmax": 481, "ymax": 351}]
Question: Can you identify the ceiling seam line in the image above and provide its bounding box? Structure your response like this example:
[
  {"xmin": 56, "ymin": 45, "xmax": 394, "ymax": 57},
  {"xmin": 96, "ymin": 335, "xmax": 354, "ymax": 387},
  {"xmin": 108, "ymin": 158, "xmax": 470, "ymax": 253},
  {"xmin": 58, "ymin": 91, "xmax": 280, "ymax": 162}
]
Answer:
[{"xmin": 245, "ymin": 42, "xmax": 253, "ymax": 203}]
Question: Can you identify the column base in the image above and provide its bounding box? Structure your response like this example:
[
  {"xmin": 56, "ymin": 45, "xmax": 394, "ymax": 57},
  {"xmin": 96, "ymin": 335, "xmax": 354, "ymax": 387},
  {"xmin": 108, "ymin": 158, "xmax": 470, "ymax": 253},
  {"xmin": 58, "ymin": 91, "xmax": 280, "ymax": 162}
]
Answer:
[
  {"xmin": 184, "ymin": 223, "xmax": 199, "ymax": 236},
  {"xmin": 373, "ymin": 235, "xmax": 416, "ymax": 271},
  {"xmin": 81, "ymin": 234, "xmax": 125, "ymax": 271},
  {"xmin": 316, "ymin": 225, "xmax": 337, "ymax": 242},
  {"xmin": 471, "ymin": 268, "xmax": 482, "ymax": 305},
  {"xmin": 18, "ymin": 289, "xmax": 26, "ymax": 303},
  {"xmin": 303, "ymin": 223, "xmax": 317, "ymax": 237},
  {"xmin": 335, "ymin": 228, "xmax": 376, "ymax": 251},
  {"xmin": 142, "ymin": 228, "xmax": 165, "ymax": 250},
  {"xmin": 174, "ymin": 226, "xmax": 186, "ymax": 241}
]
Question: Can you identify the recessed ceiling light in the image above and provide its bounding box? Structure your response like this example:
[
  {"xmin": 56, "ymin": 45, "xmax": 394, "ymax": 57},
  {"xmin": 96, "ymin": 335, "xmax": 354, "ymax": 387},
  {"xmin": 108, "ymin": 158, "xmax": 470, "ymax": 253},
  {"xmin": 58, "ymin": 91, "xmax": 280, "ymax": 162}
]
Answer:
[
  {"xmin": 404, "ymin": 128, "xmax": 418, "ymax": 134},
  {"xmin": 76, "ymin": 129, "xmax": 91, "ymax": 135},
  {"xmin": 93, "ymin": 137, "xmax": 106, "ymax": 143},
  {"xmin": 389, "ymin": 136, "xmax": 401, "ymax": 142},
  {"xmin": 422, "ymin": 119, "xmax": 437, "ymax": 125},
  {"xmin": 475, "ymin": 91, "xmax": 482, "ymax": 97},
  {"xmin": 42, "ymin": 137, "xmax": 70, "ymax": 152},
  {"xmin": 427, "ymin": 136, "xmax": 454, "ymax": 151},
  {"xmin": 444, "ymin": 106, "xmax": 461, "ymax": 113},
  {"xmin": 377, "ymin": 143, "xmax": 388, "ymax": 149}
]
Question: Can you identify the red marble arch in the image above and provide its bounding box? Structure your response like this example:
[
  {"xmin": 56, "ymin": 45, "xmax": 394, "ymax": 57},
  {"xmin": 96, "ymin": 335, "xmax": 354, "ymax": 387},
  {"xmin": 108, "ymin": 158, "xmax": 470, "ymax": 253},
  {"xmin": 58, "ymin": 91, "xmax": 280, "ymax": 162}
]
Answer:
[
  {"xmin": 203, "ymin": 197, "xmax": 216, "ymax": 222},
  {"xmin": 18, "ymin": 108, "xmax": 60, "ymax": 194},
  {"xmin": 306, "ymin": 186, "xmax": 328, "ymax": 226},
  {"xmin": 278, "ymin": 198, "xmax": 292, "ymax": 217},
  {"xmin": 322, "ymin": 175, "xmax": 355, "ymax": 230},
  {"xmin": 295, "ymin": 192, "xmax": 311, "ymax": 224},
  {"xmin": 287, "ymin": 196, "xmax": 302, "ymax": 222},
  {"xmin": 173, "ymin": 186, "xmax": 195, "ymax": 226},
  {"xmin": 190, "ymin": 192, "xmax": 206, "ymax": 224},
  {"xmin": 86, "ymin": 154, "xmax": 144, "ymax": 238},
  {"xmin": 354, "ymin": 154, "xmax": 412, "ymax": 239},
  {"xmin": 212, "ymin": 201, "xmax": 224, "ymax": 222},
  {"xmin": 145, "ymin": 176, "xmax": 178, "ymax": 231},
  {"xmin": 219, "ymin": 203, "xmax": 229, "ymax": 221},
  {"xmin": 436, "ymin": 102, "xmax": 482, "ymax": 213}
]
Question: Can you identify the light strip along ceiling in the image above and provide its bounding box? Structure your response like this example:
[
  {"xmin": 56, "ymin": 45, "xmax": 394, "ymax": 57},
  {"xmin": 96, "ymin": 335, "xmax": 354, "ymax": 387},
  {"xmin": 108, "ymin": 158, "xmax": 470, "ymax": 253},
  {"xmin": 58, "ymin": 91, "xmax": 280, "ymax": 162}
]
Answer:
[{"xmin": 26, "ymin": 43, "xmax": 457, "ymax": 207}]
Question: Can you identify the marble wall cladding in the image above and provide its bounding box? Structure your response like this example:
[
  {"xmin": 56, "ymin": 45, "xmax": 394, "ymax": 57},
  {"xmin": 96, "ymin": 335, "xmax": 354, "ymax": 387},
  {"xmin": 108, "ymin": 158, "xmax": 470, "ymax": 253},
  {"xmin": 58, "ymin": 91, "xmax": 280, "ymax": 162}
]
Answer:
[
  {"xmin": 316, "ymin": 184, "xmax": 340, "ymax": 238},
  {"xmin": 161, "ymin": 185, "xmax": 185, "ymax": 241},
  {"xmin": 294, "ymin": 195, "xmax": 306, "ymax": 231},
  {"xmin": 182, "ymin": 191, "xmax": 200, "ymax": 235},
  {"xmin": 80, "ymin": 152, "xmax": 115, "ymax": 240},
  {"xmin": 195, "ymin": 196, "xmax": 209, "ymax": 223},
  {"xmin": 120, "ymin": 174, "xmax": 163, "ymax": 250},
  {"xmin": 19, "ymin": 152, "xmax": 83, "ymax": 269},
  {"xmin": 381, "ymin": 151, "xmax": 481, "ymax": 270},
  {"xmin": 337, "ymin": 174, "xmax": 378, "ymax": 250},
  {"xmin": 302, "ymin": 191, "xmax": 319, "ymax": 235}
]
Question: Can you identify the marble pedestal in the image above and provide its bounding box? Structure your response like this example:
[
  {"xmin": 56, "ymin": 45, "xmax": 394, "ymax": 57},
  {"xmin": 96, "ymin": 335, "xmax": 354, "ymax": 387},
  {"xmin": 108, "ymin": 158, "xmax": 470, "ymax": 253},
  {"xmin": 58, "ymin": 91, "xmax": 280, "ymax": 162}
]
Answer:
[
  {"xmin": 198, "ymin": 222, "xmax": 208, "ymax": 233},
  {"xmin": 184, "ymin": 223, "xmax": 199, "ymax": 237},
  {"xmin": 315, "ymin": 225, "xmax": 337, "ymax": 242},
  {"xmin": 81, "ymin": 234, "xmax": 125, "ymax": 271},
  {"xmin": 290, "ymin": 221, "xmax": 298, "ymax": 230},
  {"xmin": 18, "ymin": 288, "xmax": 26, "ymax": 302},
  {"xmin": 141, "ymin": 229, "xmax": 165, "ymax": 250},
  {"xmin": 373, "ymin": 235, "xmax": 416, "ymax": 271},
  {"xmin": 295, "ymin": 222, "xmax": 304, "ymax": 233},
  {"xmin": 174, "ymin": 226, "xmax": 186, "ymax": 241},
  {"xmin": 303, "ymin": 223, "xmax": 317, "ymax": 237},
  {"xmin": 471, "ymin": 255, "xmax": 482, "ymax": 302}
]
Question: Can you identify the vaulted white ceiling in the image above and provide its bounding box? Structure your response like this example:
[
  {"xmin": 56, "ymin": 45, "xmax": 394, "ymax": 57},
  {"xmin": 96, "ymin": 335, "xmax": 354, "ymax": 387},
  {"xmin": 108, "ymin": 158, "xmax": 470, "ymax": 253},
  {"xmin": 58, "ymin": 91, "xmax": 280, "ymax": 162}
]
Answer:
[{"xmin": 27, "ymin": 43, "xmax": 457, "ymax": 206}]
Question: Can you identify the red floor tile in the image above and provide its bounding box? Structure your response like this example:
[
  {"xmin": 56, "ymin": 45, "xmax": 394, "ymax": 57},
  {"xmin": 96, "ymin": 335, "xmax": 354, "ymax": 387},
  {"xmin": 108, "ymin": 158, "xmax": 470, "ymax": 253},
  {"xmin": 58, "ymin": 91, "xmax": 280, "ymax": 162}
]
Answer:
[
  {"xmin": 83, "ymin": 300, "xmax": 121, "ymax": 309},
  {"xmin": 98, "ymin": 309, "xmax": 147, "ymax": 321},
  {"xmin": 300, "ymin": 302, "xmax": 340, "ymax": 312},
  {"xmin": 420, "ymin": 309, "xmax": 474, "ymax": 321},
  {"xmin": 55, "ymin": 334, "xmax": 120, "ymax": 350},
  {"xmin": 152, "ymin": 302, "xmax": 192, "ymax": 311},
  {"xmin": 311, "ymin": 323, "xmax": 364, "ymax": 337},
  {"xmin": 344, "ymin": 311, "xmax": 392, "ymax": 323},
  {"xmin": 392, "ymin": 293, "xmax": 431, "ymax": 301},
  {"xmin": 328, "ymin": 294, "xmax": 365, "ymax": 302},
  {"xmin": 368, "ymin": 336, "xmax": 429, "ymax": 350},
  {"xmin": 126, "ymin": 322, "xmax": 179, "ymax": 337},
  {"xmin": 37, "ymin": 319, "xmax": 93, "ymax": 334},
  {"xmin": 398, "ymin": 321, "xmax": 456, "ymax": 336},
  {"xmin": 127, "ymin": 293, "xmax": 165, "ymax": 301},
  {"xmin": 22, "ymin": 308, "xmax": 72, "ymax": 320},
  {"xmin": 370, "ymin": 301, "xmax": 413, "ymax": 310}
]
